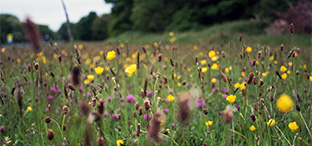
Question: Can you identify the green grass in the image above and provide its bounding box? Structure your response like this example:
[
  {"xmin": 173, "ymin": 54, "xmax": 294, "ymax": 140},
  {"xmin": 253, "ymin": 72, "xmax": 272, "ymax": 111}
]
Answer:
[{"xmin": 104, "ymin": 20, "xmax": 311, "ymax": 48}]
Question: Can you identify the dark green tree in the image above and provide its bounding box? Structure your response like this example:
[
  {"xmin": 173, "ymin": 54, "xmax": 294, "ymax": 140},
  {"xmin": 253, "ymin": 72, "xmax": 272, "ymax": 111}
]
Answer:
[
  {"xmin": 37, "ymin": 24, "xmax": 58, "ymax": 41},
  {"xmin": 76, "ymin": 12, "xmax": 98, "ymax": 40},
  {"xmin": 0, "ymin": 14, "xmax": 25, "ymax": 44},
  {"xmin": 104, "ymin": 0, "xmax": 134, "ymax": 36},
  {"xmin": 57, "ymin": 22, "xmax": 77, "ymax": 41},
  {"xmin": 91, "ymin": 14, "xmax": 110, "ymax": 40}
]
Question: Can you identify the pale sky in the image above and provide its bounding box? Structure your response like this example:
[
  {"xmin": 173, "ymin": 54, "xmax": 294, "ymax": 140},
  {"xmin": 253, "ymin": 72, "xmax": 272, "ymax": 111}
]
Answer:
[{"xmin": 0, "ymin": 0, "xmax": 112, "ymax": 31}]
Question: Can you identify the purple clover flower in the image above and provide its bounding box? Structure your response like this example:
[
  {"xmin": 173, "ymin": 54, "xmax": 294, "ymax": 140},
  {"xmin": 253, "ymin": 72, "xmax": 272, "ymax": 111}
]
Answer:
[
  {"xmin": 126, "ymin": 94, "xmax": 136, "ymax": 103},
  {"xmin": 196, "ymin": 97, "xmax": 206, "ymax": 109},
  {"xmin": 147, "ymin": 90, "xmax": 153, "ymax": 97},
  {"xmin": 107, "ymin": 96, "xmax": 112, "ymax": 102},
  {"xmin": 0, "ymin": 126, "xmax": 5, "ymax": 132},
  {"xmin": 164, "ymin": 108, "xmax": 169, "ymax": 114},
  {"xmin": 144, "ymin": 113, "xmax": 152, "ymax": 121}
]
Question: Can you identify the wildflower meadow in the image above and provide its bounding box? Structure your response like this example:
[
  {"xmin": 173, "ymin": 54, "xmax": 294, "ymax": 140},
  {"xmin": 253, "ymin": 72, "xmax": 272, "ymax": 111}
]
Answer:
[{"xmin": 0, "ymin": 22, "xmax": 311, "ymax": 146}]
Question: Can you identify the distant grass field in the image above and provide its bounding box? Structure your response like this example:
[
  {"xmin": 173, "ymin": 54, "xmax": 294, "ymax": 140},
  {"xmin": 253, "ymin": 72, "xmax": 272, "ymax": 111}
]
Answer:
[
  {"xmin": 104, "ymin": 21, "xmax": 310, "ymax": 47},
  {"xmin": 103, "ymin": 20, "xmax": 311, "ymax": 62}
]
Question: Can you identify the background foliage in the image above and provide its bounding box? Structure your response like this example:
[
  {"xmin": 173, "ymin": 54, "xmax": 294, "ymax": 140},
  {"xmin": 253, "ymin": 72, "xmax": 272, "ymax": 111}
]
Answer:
[{"xmin": 0, "ymin": 0, "xmax": 310, "ymax": 44}]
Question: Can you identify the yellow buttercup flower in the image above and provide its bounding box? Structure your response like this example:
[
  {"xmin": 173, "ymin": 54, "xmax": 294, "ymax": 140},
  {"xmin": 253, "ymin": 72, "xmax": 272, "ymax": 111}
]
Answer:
[
  {"xmin": 241, "ymin": 72, "xmax": 246, "ymax": 77},
  {"xmin": 267, "ymin": 119, "xmax": 275, "ymax": 127},
  {"xmin": 226, "ymin": 94, "xmax": 236, "ymax": 103},
  {"xmin": 281, "ymin": 73, "xmax": 287, "ymax": 80},
  {"xmin": 167, "ymin": 95, "xmax": 175, "ymax": 101},
  {"xmin": 310, "ymin": 76, "xmax": 312, "ymax": 82},
  {"xmin": 262, "ymin": 71, "xmax": 269, "ymax": 77},
  {"xmin": 201, "ymin": 67, "xmax": 208, "ymax": 73},
  {"xmin": 120, "ymin": 43, "xmax": 125, "ymax": 48},
  {"xmin": 211, "ymin": 63, "xmax": 219, "ymax": 70},
  {"xmin": 125, "ymin": 64, "xmax": 137, "ymax": 76},
  {"xmin": 87, "ymin": 75, "xmax": 95, "ymax": 80},
  {"xmin": 94, "ymin": 66, "xmax": 104, "ymax": 74},
  {"xmin": 249, "ymin": 125, "xmax": 256, "ymax": 131},
  {"xmin": 27, "ymin": 106, "xmax": 33, "ymax": 112},
  {"xmin": 17, "ymin": 58, "xmax": 21, "ymax": 63},
  {"xmin": 288, "ymin": 62, "xmax": 293, "ymax": 66},
  {"xmin": 269, "ymin": 56, "xmax": 274, "ymax": 61},
  {"xmin": 1, "ymin": 48, "xmax": 5, "ymax": 53},
  {"xmin": 246, "ymin": 47, "xmax": 252, "ymax": 53},
  {"xmin": 78, "ymin": 44, "xmax": 83, "ymax": 50},
  {"xmin": 234, "ymin": 83, "xmax": 240, "ymax": 89},
  {"xmin": 288, "ymin": 121, "xmax": 298, "ymax": 132},
  {"xmin": 211, "ymin": 56, "xmax": 219, "ymax": 62},
  {"xmin": 280, "ymin": 66, "xmax": 287, "ymax": 72},
  {"xmin": 200, "ymin": 59, "xmax": 206, "ymax": 65},
  {"xmin": 274, "ymin": 61, "xmax": 278, "ymax": 65},
  {"xmin": 208, "ymin": 50, "xmax": 216, "ymax": 58},
  {"xmin": 53, "ymin": 53, "xmax": 58, "ymax": 60},
  {"xmin": 287, "ymin": 71, "xmax": 290, "ymax": 74},
  {"xmin": 205, "ymin": 121, "xmax": 213, "ymax": 126},
  {"xmin": 303, "ymin": 65, "xmax": 307, "ymax": 69},
  {"xmin": 131, "ymin": 51, "xmax": 138, "ymax": 59},
  {"xmin": 211, "ymin": 78, "xmax": 217, "ymax": 83},
  {"xmin": 177, "ymin": 75, "xmax": 181, "ymax": 80},
  {"xmin": 239, "ymin": 82, "xmax": 246, "ymax": 90},
  {"xmin": 89, "ymin": 63, "xmax": 95, "ymax": 69},
  {"xmin": 276, "ymin": 94, "xmax": 293, "ymax": 113},
  {"xmin": 85, "ymin": 58, "xmax": 91, "ymax": 65},
  {"xmin": 116, "ymin": 140, "xmax": 124, "ymax": 146},
  {"xmin": 170, "ymin": 37, "xmax": 176, "ymax": 43},
  {"xmin": 169, "ymin": 32, "xmax": 174, "ymax": 36},
  {"xmin": 93, "ymin": 56, "xmax": 101, "ymax": 61},
  {"xmin": 177, "ymin": 82, "xmax": 182, "ymax": 87},
  {"xmin": 99, "ymin": 50, "xmax": 104, "ymax": 55},
  {"xmin": 84, "ymin": 79, "xmax": 90, "ymax": 85},
  {"xmin": 225, "ymin": 67, "xmax": 229, "ymax": 73},
  {"xmin": 106, "ymin": 51, "xmax": 116, "ymax": 60},
  {"xmin": 193, "ymin": 45, "xmax": 198, "ymax": 50}
]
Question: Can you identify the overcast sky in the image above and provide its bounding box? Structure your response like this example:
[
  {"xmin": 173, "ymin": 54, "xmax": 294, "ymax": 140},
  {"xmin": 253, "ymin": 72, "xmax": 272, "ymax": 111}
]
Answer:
[{"xmin": 0, "ymin": 0, "xmax": 112, "ymax": 31}]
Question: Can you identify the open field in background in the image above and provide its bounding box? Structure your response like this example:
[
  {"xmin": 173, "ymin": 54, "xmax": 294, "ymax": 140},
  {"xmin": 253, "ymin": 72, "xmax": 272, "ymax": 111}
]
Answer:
[
  {"xmin": 0, "ymin": 20, "xmax": 312, "ymax": 145},
  {"xmin": 103, "ymin": 21, "xmax": 311, "ymax": 60}
]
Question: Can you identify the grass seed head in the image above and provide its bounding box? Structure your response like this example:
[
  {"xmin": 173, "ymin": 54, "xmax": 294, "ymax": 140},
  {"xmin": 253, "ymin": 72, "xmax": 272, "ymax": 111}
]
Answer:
[
  {"xmin": 46, "ymin": 129, "xmax": 55, "ymax": 140},
  {"xmin": 97, "ymin": 137, "xmax": 106, "ymax": 146}
]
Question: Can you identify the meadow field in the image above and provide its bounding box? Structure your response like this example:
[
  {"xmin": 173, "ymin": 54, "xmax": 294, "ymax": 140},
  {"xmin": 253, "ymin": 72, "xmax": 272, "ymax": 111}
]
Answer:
[{"xmin": 0, "ymin": 21, "xmax": 312, "ymax": 146}]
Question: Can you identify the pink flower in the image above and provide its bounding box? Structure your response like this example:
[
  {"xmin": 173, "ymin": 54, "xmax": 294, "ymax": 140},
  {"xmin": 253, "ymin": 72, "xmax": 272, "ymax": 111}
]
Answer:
[
  {"xmin": 147, "ymin": 91, "xmax": 153, "ymax": 97},
  {"xmin": 107, "ymin": 96, "xmax": 112, "ymax": 102},
  {"xmin": 0, "ymin": 126, "xmax": 5, "ymax": 132},
  {"xmin": 112, "ymin": 113, "xmax": 119, "ymax": 120},
  {"xmin": 126, "ymin": 94, "xmax": 136, "ymax": 103},
  {"xmin": 120, "ymin": 102, "xmax": 125, "ymax": 108},
  {"xmin": 164, "ymin": 108, "xmax": 169, "ymax": 114},
  {"xmin": 196, "ymin": 97, "xmax": 206, "ymax": 109},
  {"xmin": 87, "ymin": 92, "xmax": 92, "ymax": 98},
  {"xmin": 104, "ymin": 112, "xmax": 109, "ymax": 118},
  {"xmin": 47, "ymin": 95, "xmax": 55, "ymax": 103},
  {"xmin": 144, "ymin": 113, "xmax": 152, "ymax": 121}
]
